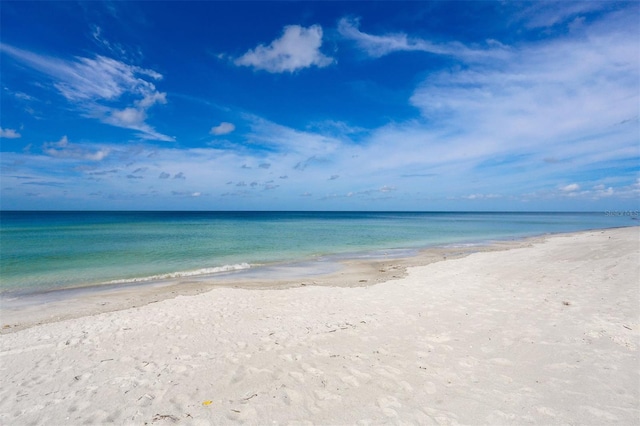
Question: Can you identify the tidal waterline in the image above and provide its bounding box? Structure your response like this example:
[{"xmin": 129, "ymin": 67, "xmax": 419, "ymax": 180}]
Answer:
[{"xmin": 1, "ymin": 211, "xmax": 635, "ymax": 296}]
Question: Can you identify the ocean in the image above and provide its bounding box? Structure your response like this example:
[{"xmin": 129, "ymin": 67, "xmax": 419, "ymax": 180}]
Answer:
[{"xmin": 0, "ymin": 211, "xmax": 636, "ymax": 297}]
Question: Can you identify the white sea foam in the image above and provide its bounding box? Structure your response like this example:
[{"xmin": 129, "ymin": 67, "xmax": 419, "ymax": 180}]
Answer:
[{"xmin": 105, "ymin": 263, "xmax": 252, "ymax": 284}]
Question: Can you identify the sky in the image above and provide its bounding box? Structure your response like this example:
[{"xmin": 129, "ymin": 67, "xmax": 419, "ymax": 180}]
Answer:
[{"xmin": 0, "ymin": 1, "xmax": 638, "ymax": 211}]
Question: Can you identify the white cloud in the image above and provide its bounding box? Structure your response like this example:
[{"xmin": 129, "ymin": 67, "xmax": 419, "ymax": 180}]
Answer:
[
  {"xmin": 107, "ymin": 107, "xmax": 147, "ymax": 126},
  {"xmin": 210, "ymin": 122, "xmax": 235, "ymax": 135},
  {"xmin": 172, "ymin": 191, "xmax": 202, "ymax": 197},
  {"xmin": 96, "ymin": 104, "xmax": 171, "ymax": 141},
  {"xmin": 239, "ymin": 114, "xmax": 342, "ymax": 164},
  {"xmin": 337, "ymin": 17, "xmax": 506, "ymax": 61},
  {"xmin": 91, "ymin": 25, "xmax": 141, "ymax": 63},
  {"xmin": 560, "ymin": 184, "xmax": 580, "ymax": 192},
  {"xmin": 593, "ymin": 186, "xmax": 614, "ymax": 198},
  {"xmin": 2, "ymin": 8, "xmax": 638, "ymax": 210},
  {"xmin": 0, "ymin": 127, "xmax": 21, "ymax": 138},
  {"xmin": 513, "ymin": 1, "xmax": 610, "ymax": 29},
  {"xmin": 404, "ymin": 9, "xmax": 638, "ymax": 175},
  {"xmin": 320, "ymin": 9, "xmax": 639, "ymax": 206},
  {"xmin": 234, "ymin": 25, "xmax": 333, "ymax": 73},
  {"xmin": 136, "ymin": 92, "xmax": 167, "ymax": 109},
  {"xmin": 0, "ymin": 43, "xmax": 172, "ymax": 141},
  {"xmin": 464, "ymin": 193, "xmax": 502, "ymax": 200},
  {"xmin": 42, "ymin": 136, "xmax": 110, "ymax": 161}
]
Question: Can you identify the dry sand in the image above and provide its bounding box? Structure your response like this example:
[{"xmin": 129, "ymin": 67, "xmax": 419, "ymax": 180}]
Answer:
[{"xmin": 1, "ymin": 227, "xmax": 638, "ymax": 425}]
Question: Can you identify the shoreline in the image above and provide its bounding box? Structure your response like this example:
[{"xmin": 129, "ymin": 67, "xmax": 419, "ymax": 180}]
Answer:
[
  {"xmin": 2, "ymin": 211, "xmax": 635, "ymax": 302},
  {"xmin": 1, "ymin": 231, "xmax": 551, "ymax": 334},
  {"xmin": 1, "ymin": 226, "xmax": 632, "ymax": 334},
  {"xmin": 0, "ymin": 226, "xmax": 638, "ymax": 424}
]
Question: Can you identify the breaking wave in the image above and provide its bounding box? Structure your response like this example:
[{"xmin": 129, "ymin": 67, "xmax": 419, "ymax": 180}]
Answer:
[{"xmin": 104, "ymin": 263, "xmax": 252, "ymax": 284}]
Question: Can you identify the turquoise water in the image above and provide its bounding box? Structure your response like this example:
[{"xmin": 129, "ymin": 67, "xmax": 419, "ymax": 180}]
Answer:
[{"xmin": 0, "ymin": 211, "xmax": 636, "ymax": 296}]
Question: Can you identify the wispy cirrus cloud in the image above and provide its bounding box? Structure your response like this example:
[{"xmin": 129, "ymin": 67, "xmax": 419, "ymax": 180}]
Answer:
[
  {"xmin": 91, "ymin": 25, "xmax": 143, "ymax": 64},
  {"xmin": 234, "ymin": 24, "xmax": 334, "ymax": 73},
  {"xmin": 328, "ymin": 8, "xmax": 639, "ymax": 204},
  {"xmin": 337, "ymin": 17, "xmax": 507, "ymax": 60},
  {"xmin": 511, "ymin": 1, "xmax": 611, "ymax": 29},
  {"xmin": 0, "ymin": 43, "xmax": 172, "ymax": 141},
  {"xmin": 244, "ymin": 114, "xmax": 341, "ymax": 157},
  {"xmin": 407, "ymin": 9, "xmax": 638, "ymax": 171},
  {"xmin": 1, "ymin": 4, "xmax": 637, "ymax": 211}
]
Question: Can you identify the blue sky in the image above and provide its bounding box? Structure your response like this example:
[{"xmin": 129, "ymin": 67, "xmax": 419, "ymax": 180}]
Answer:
[{"xmin": 1, "ymin": 1, "xmax": 638, "ymax": 211}]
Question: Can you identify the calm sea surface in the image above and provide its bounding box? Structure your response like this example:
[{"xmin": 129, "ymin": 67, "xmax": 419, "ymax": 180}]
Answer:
[{"xmin": 0, "ymin": 211, "xmax": 635, "ymax": 296}]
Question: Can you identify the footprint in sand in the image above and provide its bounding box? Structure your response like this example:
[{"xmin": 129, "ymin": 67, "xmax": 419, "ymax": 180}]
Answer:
[
  {"xmin": 536, "ymin": 406, "xmax": 557, "ymax": 417},
  {"xmin": 340, "ymin": 375, "xmax": 360, "ymax": 387},
  {"xmin": 301, "ymin": 363, "xmax": 324, "ymax": 377},
  {"xmin": 168, "ymin": 364, "xmax": 188, "ymax": 374},
  {"xmin": 313, "ymin": 389, "xmax": 341, "ymax": 402},
  {"xmin": 582, "ymin": 406, "xmax": 619, "ymax": 421},
  {"xmin": 374, "ymin": 366, "xmax": 403, "ymax": 381},
  {"xmin": 346, "ymin": 367, "xmax": 371, "ymax": 381},
  {"xmin": 289, "ymin": 371, "xmax": 305, "ymax": 383},
  {"xmin": 423, "ymin": 381, "xmax": 437, "ymax": 394},
  {"xmin": 282, "ymin": 388, "xmax": 303, "ymax": 405},
  {"xmin": 227, "ymin": 405, "xmax": 258, "ymax": 422},
  {"xmin": 399, "ymin": 381, "xmax": 413, "ymax": 392},
  {"xmin": 489, "ymin": 357, "xmax": 514, "ymax": 366},
  {"xmin": 279, "ymin": 353, "xmax": 302, "ymax": 362},
  {"xmin": 230, "ymin": 365, "xmax": 246, "ymax": 384},
  {"xmin": 458, "ymin": 357, "xmax": 479, "ymax": 368},
  {"xmin": 377, "ymin": 396, "xmax": 402, "ymax": 417}
]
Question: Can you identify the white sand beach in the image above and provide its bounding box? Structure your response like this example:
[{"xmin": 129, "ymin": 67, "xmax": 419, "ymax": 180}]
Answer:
[{"xmin": 1, "ymin": 227, "xmax": 638, "ymax": 425}]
